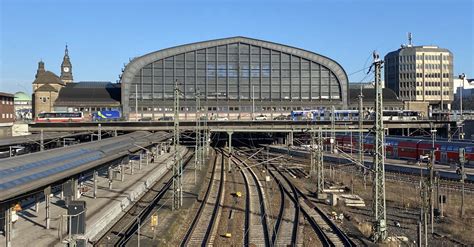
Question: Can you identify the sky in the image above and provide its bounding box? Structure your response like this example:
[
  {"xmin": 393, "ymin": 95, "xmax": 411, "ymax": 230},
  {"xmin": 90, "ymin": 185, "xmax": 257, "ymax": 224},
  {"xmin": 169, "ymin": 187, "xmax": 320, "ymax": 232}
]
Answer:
[{"xmin": 0, "ymin": 0, "xmax": 472, "ymax": 94}]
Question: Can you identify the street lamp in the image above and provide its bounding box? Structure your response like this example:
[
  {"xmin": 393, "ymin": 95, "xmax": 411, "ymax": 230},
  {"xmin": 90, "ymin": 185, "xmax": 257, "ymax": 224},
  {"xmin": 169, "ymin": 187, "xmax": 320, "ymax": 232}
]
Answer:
[
  {"xmin": 459, "ymin": 73, "xmax": 466, "ymax": 120},
  {"xmin": 458, "ymin": 73, "xmax": 466, "ymax": 139},
  {"xmin": 252, "ymin": 84, "xmax": 255, "ymax": 120},
  {"xmin": 430, "ymin": 129, "xmax": 437, "ymax": 149}
]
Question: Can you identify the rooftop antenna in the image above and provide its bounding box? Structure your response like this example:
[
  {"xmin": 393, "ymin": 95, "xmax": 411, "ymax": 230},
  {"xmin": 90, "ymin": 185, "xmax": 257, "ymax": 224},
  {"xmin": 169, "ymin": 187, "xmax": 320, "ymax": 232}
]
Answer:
[{"xmin": 408, "ymin": 32, "xmax": 413, "ymax": 47}]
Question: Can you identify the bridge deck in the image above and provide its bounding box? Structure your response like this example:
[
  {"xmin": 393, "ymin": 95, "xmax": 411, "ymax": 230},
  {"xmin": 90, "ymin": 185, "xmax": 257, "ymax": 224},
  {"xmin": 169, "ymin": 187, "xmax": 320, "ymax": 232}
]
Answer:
[{"xmin": 28, "ymin": 120, "xmax": 455, "ymax": 132}]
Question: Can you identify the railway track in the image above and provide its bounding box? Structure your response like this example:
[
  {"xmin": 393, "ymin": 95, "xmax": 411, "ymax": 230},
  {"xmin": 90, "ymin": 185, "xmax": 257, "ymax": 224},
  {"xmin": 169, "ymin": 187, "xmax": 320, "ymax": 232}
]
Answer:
[
  {"xmin": 268, "ymin": 167, "xmax": 302, "ymax": 246},
  {"xmin": 336, "ymin": 164, "xmax": 474, "ymax": 193},
  {"xmin": 277, "ymin": 149, "xmax": 474, "ymax": 192},
  {"xmin": 94, "ymin": 149, "xmax": 193, "ymax": 246},
  {"xmin": 229, "ymin": 151, "xmax": 271, "ymax": 247},
  {"xmin": 180, "ymin": 148, "xmax": 225, "ymax": 247},
  {"xmin": 243, "ymin": 148, "xmax": 356, "ymax": 247},
  {"xmin": 276, "ymin": 164, "xmax": 356, "ymax": 247},
  {"xmin": 237, "ymin": 149, "xmax": 301, "ymax": 246}
]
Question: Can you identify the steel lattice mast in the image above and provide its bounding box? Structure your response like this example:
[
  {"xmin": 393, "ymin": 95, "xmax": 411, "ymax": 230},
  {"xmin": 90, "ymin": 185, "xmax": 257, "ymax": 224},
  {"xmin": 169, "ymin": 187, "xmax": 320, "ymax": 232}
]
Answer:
[
  {"xmin": 359, "ymin": 87, "xmax": 366, "ymax": 183},
  {"xmin": 317, "ymin": 127, "xmax": 324, "ymax": 194},
  {"xmin": 331, "ymin": 106, "xmax": 336, "ymax": 153},
  {"xmin": 194, "ymin": 93, "xmax": 202, "ymax": 187},
  {"xmin": 173, "ymin": 79, "xmax": 182, "ymax": 210},
  {"xmin": 371, "ymin": 51, "xmax": 387, "ymax": 241},
  {"xmin": 310, "ymin": 127, "xmax": 316, "ymax": 178}
]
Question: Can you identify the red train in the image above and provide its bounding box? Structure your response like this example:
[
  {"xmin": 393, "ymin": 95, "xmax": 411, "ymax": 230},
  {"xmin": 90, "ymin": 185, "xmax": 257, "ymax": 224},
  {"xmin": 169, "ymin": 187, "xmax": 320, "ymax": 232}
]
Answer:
[{"xmin": 336, "ymin": 135, "xmax": 474, "ymax": 165}]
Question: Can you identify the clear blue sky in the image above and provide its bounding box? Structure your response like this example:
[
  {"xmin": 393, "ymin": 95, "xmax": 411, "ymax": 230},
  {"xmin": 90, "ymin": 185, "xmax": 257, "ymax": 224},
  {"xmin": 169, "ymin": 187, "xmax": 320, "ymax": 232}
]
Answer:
[{"xmin": 0, "ymin": 0, "xmax": 472, "ymax": 94}]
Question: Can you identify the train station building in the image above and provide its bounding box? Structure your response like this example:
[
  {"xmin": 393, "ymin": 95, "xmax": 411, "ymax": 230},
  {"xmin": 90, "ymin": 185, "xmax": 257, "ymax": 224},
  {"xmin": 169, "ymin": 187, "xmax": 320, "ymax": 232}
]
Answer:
[
  {"xmin": 31, "ymin": 37, "xmax": 413, "ymax": 121},
  {"xmin": 120, "ymin": 36, "xmax": 349, "ymax": 120},
  {"xmin": 32, "ymin": 46, "xmax": 121, "ymax": 118}
]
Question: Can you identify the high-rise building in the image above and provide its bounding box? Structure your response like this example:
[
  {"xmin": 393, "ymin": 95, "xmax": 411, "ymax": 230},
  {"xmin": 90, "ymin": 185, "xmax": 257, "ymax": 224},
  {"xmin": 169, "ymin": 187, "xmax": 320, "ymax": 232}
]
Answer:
[{"xmin": 384, "ymin": 39, "xmax": 453, "ymax": 110}]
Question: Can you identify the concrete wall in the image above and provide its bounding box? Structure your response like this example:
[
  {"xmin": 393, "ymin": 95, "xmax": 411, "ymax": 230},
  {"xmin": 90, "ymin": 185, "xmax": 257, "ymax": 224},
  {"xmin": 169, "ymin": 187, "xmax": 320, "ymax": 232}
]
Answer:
[
  {"xmin": 404, "ymin": 101, "xmax": 429, "ymax": 117},
  {"xmin": 12, "ymin": 123, "xmax": 30, "ymax": 136}
]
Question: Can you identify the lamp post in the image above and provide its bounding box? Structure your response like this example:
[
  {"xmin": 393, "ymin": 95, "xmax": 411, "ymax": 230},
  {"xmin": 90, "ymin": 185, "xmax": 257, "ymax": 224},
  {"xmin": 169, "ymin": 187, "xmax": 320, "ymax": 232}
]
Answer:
[
  {"xmin": 430, "ymin": 129, "xmax": 437, "ymax": 234},
  {"xmin": 431, "ymin": 129, "xmax": 437, "ymax": 149},
  {"xmin": 458, "ymin": 74, "xmax": 466, "ymax": 139},
  {"xmin": 135, "ymin": 84, "xmax": 139, "ymax": 121},
  {"xmin": 252, "ymin": 84, "xmax": 255, "ymax": 120},
  {"xmin": 459, "ymin": 73, "xmax": 465, "ymax": 119}
]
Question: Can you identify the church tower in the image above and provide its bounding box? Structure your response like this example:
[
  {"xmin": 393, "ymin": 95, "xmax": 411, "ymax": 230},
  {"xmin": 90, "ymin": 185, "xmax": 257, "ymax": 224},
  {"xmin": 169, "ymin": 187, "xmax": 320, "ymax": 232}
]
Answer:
[
  {"xmin": 60, "ymin": 45, "xmax": 73, "ymax": 83},
  {"xmin": 36, "ymin": 60, "xmax": 45, "ymax": 78}
]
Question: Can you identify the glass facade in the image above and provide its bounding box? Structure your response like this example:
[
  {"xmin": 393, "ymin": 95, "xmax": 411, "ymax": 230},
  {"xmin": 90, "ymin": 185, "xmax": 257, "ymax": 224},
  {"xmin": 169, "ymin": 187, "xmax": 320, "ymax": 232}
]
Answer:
[
  {"xmin": 129, "ymin": 42, "xmax": 341, "ymax": 103},
  {"xmin": 122, "ymin": 37, "xmax": 348, "ymax": 119}
]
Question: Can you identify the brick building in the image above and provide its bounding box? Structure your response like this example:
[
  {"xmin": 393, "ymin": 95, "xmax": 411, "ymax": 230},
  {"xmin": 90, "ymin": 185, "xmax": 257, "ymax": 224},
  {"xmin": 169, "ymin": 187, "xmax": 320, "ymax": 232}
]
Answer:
[{"xmin": 0, "ymin": 92, "xmax": 15, "ymax": 137}]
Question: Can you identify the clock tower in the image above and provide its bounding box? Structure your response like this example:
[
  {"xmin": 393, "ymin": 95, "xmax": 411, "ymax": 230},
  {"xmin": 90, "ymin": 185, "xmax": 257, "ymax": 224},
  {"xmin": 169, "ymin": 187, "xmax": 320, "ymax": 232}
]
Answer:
[{"xmin": 60, "ymin": 45, "xmax": 73, "ymax": 83}]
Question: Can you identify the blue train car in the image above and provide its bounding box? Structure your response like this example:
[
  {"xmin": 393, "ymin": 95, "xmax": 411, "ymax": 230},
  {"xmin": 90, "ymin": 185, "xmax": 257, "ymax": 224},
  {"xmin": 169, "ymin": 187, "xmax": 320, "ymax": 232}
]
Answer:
[{"xmin": 93, "ymin": 110, "xmax": 121, "ymax": 121}]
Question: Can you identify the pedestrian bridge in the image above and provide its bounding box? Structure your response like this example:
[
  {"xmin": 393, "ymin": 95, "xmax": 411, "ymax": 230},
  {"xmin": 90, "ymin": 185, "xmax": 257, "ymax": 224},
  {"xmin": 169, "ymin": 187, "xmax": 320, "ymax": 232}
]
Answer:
[{"xmin": 29, "ymin": 120, "xmax": 455, "ymax": 135}]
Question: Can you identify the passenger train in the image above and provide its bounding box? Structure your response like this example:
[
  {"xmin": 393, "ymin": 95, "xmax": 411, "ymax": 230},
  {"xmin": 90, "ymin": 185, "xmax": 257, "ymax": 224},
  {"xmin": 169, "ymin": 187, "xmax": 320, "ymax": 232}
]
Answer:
[
  {"xmin": 336, "ymin": 135, "xmax": 474, "ymax": 165},
  {"xmin": 291, "ymin": 109, "xmax": 360, "ymax": 121},
  {"xmin": 290, "ymin": 109, "xmax": 420, "ymax": 121},
  {"xmin": 35, "ymin": 110, "xmax": 121, "ymax": 122}
]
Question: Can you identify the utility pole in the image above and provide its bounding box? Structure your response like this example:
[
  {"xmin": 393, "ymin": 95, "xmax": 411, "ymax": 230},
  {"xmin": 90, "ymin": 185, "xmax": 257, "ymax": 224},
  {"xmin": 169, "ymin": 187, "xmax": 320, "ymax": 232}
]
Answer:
[
  {"xmin": 252, "ymin": 85, "xmax": 255, "ymax": 120},
  {"xmin": 194, "ymin": 93, "xmax": 201, "ymax": 183},
  {"xmin": 429, "ymin": 128, "xmax": 436, "ymax": 234},
  {"xmin": 418, "ymin": 160, "xmax": 428, "ymax": 247},
  {"xmin": 358, "ymin": 89, "xmax": 366, "ymax": 189},
  {"xmin": 459, "ymin": 147, "xmax": 466, "ymax": 218},
  {"xmin": 172, "ymin": 79, "xmax": 182, "ymax": 210},
  {"xmin": 135, "ymin": 84, "xmax": 139, "ymax": 121},
  {"xmin": 423, "ymin": 181, "xmax": 428, "ymax": 246},
  {"xmin": 459, "ymin": 74, "xmax": 466, "ymax": 140},
  {"xmin": 227, "ymin": 132, "xmax": 233, "ymax": 172},
  {"xmin": 437, "ymin": 173, "xmax": 443, "ymax": 218},
  {"xmin": 371, "ymin": 51, "xmax": 387, "ymax": 242},
  {"xmin": 40, "ymin": 129, "xmax": 44, "ymax": 151},
  {"xmin": 310, "ymin": 127, "xmax": 316, "ymax": 178},
  {"xmin": 331, "ymin": 106, "xmax": 336, "ymax": 153},
  {"xmin": 317, "ymin": 127, "xmax": 324, "ymax": 195},
  {"xmin": 98, "ymin": 124, "xmax": 102, "ymax": 141},
  {"xmin": 428, "ymin": 150, "xmax": 435, "ymax": 234},
  {"xmin": 200, "ymin": 99, "xmax": 206, "ymax": 167}
]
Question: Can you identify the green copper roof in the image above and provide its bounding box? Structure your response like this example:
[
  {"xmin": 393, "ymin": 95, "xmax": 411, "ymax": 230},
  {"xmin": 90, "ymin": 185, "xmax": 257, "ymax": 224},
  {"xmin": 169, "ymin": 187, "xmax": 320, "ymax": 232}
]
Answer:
[{"xmin": 14, "ymin": 91, "xmax": 32, "ymax": 101}]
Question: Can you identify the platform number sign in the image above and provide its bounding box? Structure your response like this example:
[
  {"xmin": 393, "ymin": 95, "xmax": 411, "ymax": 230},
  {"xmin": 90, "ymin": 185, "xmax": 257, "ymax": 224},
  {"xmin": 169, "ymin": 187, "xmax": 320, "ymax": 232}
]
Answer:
[{"xmin": 459, "ymin": 148, "xmax": 466, "ymax": 164}]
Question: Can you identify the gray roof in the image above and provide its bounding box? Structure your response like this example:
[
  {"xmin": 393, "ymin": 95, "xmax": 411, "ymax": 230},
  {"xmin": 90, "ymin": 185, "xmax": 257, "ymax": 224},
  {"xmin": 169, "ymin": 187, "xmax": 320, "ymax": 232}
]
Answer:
[
  {"xmin": 385, "ymin": 45, "xmax": 452, "ymax": 57},
  {"xmin": 0, "ymin": 92, "xmax": 14, "ymax": 98},
  {"xmin": 0, "ymin": 132, "xmax": 89, "ymax": 148},
  {"xmin": 348, "ymin": 88, "xmax": 401, "ymax": 104},
  {"xmin": 0, "ymin": 131, "xmax": 171, "ymax": 202},
  {"xmin": 33, "ymin": 71, "xmax": 64, "ymax": 85},
  {"xmin": 55, "ymin": 81, "xmax": 121, "ymax": 106}
]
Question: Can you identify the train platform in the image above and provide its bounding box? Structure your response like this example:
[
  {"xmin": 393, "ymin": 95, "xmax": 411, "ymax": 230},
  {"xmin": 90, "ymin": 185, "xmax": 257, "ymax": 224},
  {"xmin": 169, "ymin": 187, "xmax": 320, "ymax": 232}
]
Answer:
[
  {"xmin": 0, "ymin": 146, "xmax": 187, "ymax": 247},
  {"xmin": 266, "ymin": 145, "xmax": 474, "ymax": 182}
]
